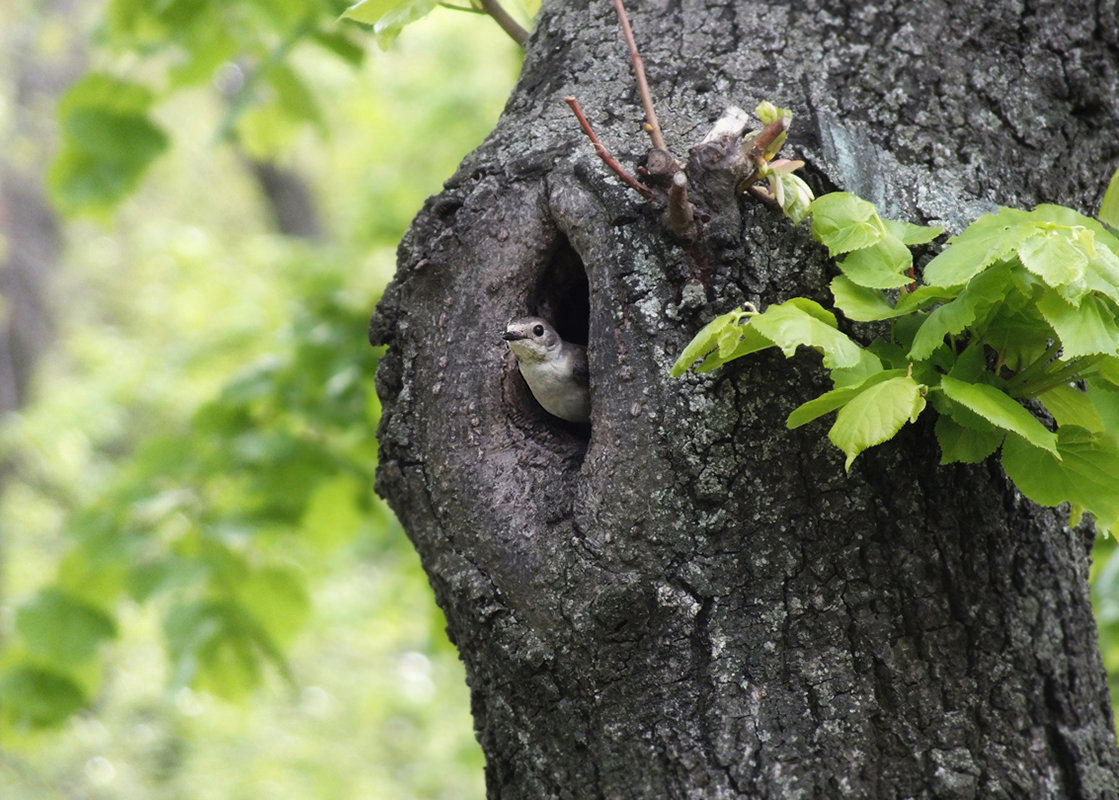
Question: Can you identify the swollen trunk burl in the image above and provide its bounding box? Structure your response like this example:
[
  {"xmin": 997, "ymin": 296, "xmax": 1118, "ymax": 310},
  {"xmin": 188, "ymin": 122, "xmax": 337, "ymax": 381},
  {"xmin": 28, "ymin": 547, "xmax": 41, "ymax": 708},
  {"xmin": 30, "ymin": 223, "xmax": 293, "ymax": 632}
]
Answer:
[{"xmin": 370, "ymin": 0, "xmax": 1119, "ymax": 796}]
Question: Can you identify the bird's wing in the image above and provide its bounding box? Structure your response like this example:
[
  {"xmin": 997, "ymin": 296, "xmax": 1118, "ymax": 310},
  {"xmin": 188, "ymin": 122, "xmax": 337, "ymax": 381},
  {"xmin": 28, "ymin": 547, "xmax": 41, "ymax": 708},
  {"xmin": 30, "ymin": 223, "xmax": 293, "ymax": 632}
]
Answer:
[{"xmin": 570, "ymin": 345, "xmax": 590, "ymax": 386}]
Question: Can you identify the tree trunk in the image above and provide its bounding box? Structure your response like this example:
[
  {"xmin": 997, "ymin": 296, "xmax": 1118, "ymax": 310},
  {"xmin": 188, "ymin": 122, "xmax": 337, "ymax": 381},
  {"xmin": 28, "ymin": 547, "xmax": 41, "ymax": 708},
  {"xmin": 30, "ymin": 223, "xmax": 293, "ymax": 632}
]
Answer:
[{"xmin": 370, "ymin": 0, "xmax": 1119, "ymax": 796}]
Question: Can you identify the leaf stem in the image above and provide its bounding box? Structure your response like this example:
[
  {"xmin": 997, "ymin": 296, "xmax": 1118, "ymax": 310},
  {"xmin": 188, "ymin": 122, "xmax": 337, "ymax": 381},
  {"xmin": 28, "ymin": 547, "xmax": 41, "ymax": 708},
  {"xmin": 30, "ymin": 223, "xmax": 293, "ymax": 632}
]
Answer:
[
  {"xmin": 1015, "ymin": 355, "xmax": 1105, "ymax": 398},
  {"xmin": 1005, "ymin": 340, "xmax": 1063, "ymax": 391}
]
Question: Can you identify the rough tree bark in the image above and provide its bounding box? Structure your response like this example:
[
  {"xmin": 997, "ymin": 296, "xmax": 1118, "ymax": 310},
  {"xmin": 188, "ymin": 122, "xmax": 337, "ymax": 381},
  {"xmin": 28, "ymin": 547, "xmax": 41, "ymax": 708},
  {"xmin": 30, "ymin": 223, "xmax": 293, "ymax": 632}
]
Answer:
[{"xmin": 370, "ymin": 0, "xmax": 1119, "ymax": 796}]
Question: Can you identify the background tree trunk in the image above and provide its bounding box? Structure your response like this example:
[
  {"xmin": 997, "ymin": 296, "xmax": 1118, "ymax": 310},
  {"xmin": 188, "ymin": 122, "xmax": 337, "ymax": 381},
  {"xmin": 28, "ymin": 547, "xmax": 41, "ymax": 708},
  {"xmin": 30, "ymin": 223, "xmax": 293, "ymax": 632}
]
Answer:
[
  {"xmin": 0, "ymin": 0, "xmax": 86, "ymax": 625},
  {"xmin": 371, "ymin": 0, "xmax": 1119, "ymax": 796}
]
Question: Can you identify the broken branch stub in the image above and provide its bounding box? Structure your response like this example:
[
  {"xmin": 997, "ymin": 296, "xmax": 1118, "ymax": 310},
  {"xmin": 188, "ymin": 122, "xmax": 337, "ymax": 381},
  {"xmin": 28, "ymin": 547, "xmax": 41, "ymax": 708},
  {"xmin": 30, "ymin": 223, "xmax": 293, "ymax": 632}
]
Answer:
[
  {"xmin": 666, "ymin": 171, "xmax": 696, "ymax": 236},
  {"xmin": 640, "ymin": 147, "xmax": 680, "ymax": 187}
]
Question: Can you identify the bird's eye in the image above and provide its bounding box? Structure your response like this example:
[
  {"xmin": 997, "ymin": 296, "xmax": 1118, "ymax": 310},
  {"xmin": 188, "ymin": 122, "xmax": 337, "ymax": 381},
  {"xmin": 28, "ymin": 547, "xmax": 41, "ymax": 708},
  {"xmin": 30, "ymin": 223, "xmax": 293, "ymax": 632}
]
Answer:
[{"xmin": 532, "ymin": 324, "xmax": 545, "ymax": 337}]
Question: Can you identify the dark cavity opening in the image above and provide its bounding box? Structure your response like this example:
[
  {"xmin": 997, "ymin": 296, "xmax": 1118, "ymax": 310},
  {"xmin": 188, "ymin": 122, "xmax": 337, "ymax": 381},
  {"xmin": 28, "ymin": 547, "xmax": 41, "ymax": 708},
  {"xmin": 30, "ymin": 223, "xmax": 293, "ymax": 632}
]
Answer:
[
  {"xmin": 526, "ymin": 236, "xmax": 588, "ymax": 348},
  {"xmin": 504, "ymin": 236, "xmax": 591, "ymax": 440}
]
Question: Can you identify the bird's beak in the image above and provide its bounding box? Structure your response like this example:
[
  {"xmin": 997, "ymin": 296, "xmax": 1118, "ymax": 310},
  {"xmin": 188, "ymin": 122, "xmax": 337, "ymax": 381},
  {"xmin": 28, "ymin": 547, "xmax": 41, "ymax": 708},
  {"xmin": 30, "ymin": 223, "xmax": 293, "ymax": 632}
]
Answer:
[{"xmin": 501, "ymin": 331, "xmax": 523, "ymax": 342}]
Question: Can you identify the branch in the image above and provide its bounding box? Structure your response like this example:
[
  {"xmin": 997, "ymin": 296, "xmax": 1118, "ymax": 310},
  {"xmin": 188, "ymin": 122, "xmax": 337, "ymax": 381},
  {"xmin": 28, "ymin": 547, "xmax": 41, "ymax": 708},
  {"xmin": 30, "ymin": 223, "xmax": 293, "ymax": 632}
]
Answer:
[
  {"xmin": 478, "ymin": 0, "xmax": 530, "ymax": 47},
  {"xmin": 744, "ymin": 117, "xmax": 791, "ymax": 161},
  {"xmin": 665, "ymin": 171, "xmax": 695, "ymax": 236},
  {"xmin": 612, "ymin": 0, "xmax": 666, "ymax": 151},
  {"xmin": 566, "ymin": 96, "xmax": 656, "ymax": 200}
]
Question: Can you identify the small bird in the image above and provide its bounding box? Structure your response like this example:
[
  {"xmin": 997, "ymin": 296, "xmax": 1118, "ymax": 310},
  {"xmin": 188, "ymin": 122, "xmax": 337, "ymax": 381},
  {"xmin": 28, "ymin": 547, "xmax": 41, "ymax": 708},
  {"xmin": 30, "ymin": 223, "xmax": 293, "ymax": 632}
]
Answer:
[{"xmin": 502, "ymin": 317, "xmax": 590, "ymax": 423}]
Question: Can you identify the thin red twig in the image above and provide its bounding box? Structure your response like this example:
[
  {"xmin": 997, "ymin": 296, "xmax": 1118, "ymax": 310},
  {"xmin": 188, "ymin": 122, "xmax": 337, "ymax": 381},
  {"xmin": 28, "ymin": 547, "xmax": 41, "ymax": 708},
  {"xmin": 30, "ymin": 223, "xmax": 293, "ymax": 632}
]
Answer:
[
  {"xmin": 565, "ymin": 96, "xmax": 656, "ymax": 199},
  {"xmin": 612, "ymin": 0, "xmax": 666, "ymax": 151}
]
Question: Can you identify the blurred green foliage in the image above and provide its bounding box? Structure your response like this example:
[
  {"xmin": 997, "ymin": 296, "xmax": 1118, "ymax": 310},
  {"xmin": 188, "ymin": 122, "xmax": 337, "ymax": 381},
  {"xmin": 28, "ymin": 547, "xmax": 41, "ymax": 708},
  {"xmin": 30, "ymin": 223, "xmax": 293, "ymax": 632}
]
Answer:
[
  {"xmin": 49, "ymin": 73, "xmax": 170, "ymax": 214},
  {"xmin": 2, "ymin": 2, "xmax": 1118, "ymax": 799},
  {"xmin": 1, "ymin": 0, "xmax": 520, "ymax": 795},
  {"xmin": 1093, "ymin": 536, "xmax": 1119, "ymax": 723}
]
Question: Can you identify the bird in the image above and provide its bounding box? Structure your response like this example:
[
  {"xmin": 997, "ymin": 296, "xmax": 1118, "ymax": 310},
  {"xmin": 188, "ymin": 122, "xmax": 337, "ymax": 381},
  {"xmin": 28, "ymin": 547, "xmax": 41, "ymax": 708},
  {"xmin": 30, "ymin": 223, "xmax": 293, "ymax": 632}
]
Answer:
[{"xmin": 502, "ymin": 317, "xmax": 590, "ymax": 423}]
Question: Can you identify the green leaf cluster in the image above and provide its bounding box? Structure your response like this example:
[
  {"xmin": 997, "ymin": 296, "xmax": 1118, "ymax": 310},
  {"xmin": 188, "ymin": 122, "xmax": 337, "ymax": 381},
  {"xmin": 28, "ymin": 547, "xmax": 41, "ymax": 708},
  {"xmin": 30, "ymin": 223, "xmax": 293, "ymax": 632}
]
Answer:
[
  {"xmin": 11, "ymin": 0, "xmax": 521, "ymax": 739},
  {"xmin": 343, "ymin": 0, "xmax": 441, "ymax": 46},
  {"xmin": 49, "ymin": 74, "xmax": 170, "ymax": 215},
  {"xmin": 49, "ymin": 0, "xmax": 367, "ymax": 214},
  {"xmin": 748, "ymin": 102, "xmax": 814, "ymax": 223},
  {"xmin": 0, "ymin": 287, "xmax": 386, "ymax": 729},
  {"xmin": 341, "ymin": 0, "xmax": 537, "ymax": 47},
  {"xmin": 675, "ymin": 184, "xmax": 1119, "ymax": 536}
]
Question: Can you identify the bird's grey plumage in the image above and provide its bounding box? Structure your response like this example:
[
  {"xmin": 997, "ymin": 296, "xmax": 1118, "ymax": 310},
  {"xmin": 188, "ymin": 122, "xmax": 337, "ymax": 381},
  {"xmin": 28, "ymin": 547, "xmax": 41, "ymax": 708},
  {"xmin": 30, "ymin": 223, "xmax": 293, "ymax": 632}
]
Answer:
[{"xmin": 502, "ymin": 317, "xmax": 590, "ymax": 423}]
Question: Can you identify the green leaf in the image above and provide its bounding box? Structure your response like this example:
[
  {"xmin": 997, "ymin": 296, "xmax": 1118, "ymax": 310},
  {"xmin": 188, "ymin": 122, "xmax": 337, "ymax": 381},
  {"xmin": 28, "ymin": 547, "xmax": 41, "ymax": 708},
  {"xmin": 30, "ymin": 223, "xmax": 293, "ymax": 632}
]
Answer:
[
  {"xmin": 718, "ymin": 319, "xmax": 747, "ymax": 358},
  {"xmin": 983, "ymin": 302, "xmax": 1054, "ymax": 372},
  {"xmin": 1026, "ymin": 205, "xmax": 1119, "ymax": 305},
  {"xmin": 1094, "ymin": 357, "xmax": 1119, "ymax": 389},
  {"xmin": 48, "ymin": 74, "xmax": 169, "ymax": 214},
  {"xmin": 1002, "ymin": 426, "xmax": 1119, "ymax": 531},
  {"xmin": 1081, "ymin": 243, "xmax": 1119, "ymax": 307},
  {"xmin": 922, "ymin": 207, "xmax": 1034, "ymax": 287},
  {"xmin": 311, "ymin": 29, "xmax": 367, "ymax": 66},
  {"xmin": 1039, "ymin": 384, "xmax": 1105, "ymax": 432},
  {"xmin": 893, "ymin": 285, "xmax": 959, "ymax": 316},
  {"xmin": 56, "ymin": 71, "xmax": 156, "ymax": 116},
  {"xmin": 672, "ymin": 309, "xmax": 751, "ymax": 376},
  {"xmin": 237, "ymin": 566, "xmax": 311, "ymax": 649},
  {"xmin": 786, "ymin": 368, "xmax": 903, "ymax": 429},
  {"xmin": 934, "ymin": 413, "xmax": 1003, "ymax": 464},
  {"xmin": 775, "ymin": 172, "xmax": 814, "ymax": 224},
  {"xmin": 836, "ymin": 234, "xmax": 914, "ymax": 289},
  {"xmin": 343, "ymin": 0, "xmax": 441, "ymax": 45},
  {"xmin": 0, "ymin": 666, "xmax": 88, "ymax": 728},
  {"xmin": 168, "ymin": 31, "xmax": 240, "ymax": 89},
  {"xmin": 1087, "ymin": 377, "xmax": 1119, "ymax": 433},
  {"xmin": 15, "ymin": 589, "xmax": 117, "ymax": 664},
  {"xmin": 1017, "ymin": 227, "xmax": 1089, "ymax": 290},
  {"xmin": 782, "ymin": 296, "xmax": 837, "ymax": 325},
  {"xmin": 827, "ymin": 374, "xmax": 926, "ymax": 470},
  {"xmin": 946, "ymin": 340, "xmax": 987, "ymax": 382},
  {"xmin": 164, "ymin": 601, "xmax": 273, "ymax": 699},
  {"xmin": 1031, "ymin": 203, "xmax": 1114, "ymax": 232},
  {"xmin": 300, "ymin": 474, "xmax": 368, "ymax": 550},
  {"xmin": 60, "ymin": 108, "xmax": 168, "ymax": 162},
  {"xmin": 828, "ymin": 348, "xmax": 885, "ymax": 388},
  {"xmin": 750, "ymin": 298, "xmax": 865, "ymax": 369},
  {"xmin": 808, "ymin": 192, "xmax": 884, "ymax": 256},
  {"xmin": 1036, "ymin": 290, "xmax": 1119, "ymax": 358},
  {"xmin": 929, "ymin": 386, "xmax": 1000, "ymax": 433},
  {"xmin": 938, "ymin": 374, "xmax": 1058, "ymax": 455},
  {"xmin": 908, "ymin": 261, "xmax": 1014, "ymax": 360},
  {"xmin": 867, "ymin": 338, "xmax": 915, "ymax": 371},
  {"xmin": 830, "ymin": 275, "xmax": 898, "ymax": 321},
  {"xmin": 341, "ymin": 0, "xmax": 403, "ymax": 23},
  {"xmin": 1101, "ymin": 166, "xmax": 1119, "ymax": 229},
  {"xmin": 267, "ymin": 64, "xmax": 323, "ymax": 127},
  {"xmin": 703, "ymin": 324, "xmax": 775, "ymax": 370},
  {"xmin": 128, "ymin": 557, "xmax": 203, "ymax": 603},
  {"xmin": 755, "ymin": 100, "xmax": 793, "ymax": 125},
  {"xmin": 883, "ymin": 218, "xmax": 945, "ymax": 246}
]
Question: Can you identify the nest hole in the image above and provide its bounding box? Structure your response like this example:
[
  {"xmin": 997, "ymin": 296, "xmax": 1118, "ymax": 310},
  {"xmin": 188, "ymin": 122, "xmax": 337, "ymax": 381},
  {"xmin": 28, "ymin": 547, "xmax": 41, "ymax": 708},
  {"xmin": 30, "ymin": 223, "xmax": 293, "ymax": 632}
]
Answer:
[
  {"xmin": 504, "ymin": 236, "xmax": 591, "ymax": 443},
  {"xmin": 526, "ymin": 236, "xmax": 589, "ymax": 348}
]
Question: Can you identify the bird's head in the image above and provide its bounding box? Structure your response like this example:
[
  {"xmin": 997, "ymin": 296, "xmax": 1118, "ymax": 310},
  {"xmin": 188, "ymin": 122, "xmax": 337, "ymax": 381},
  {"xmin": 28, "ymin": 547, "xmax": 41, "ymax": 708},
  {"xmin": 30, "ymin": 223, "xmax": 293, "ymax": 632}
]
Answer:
[{"xmin": 502, "ymin": 317, "xmax": 561, "ymax": 362}]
